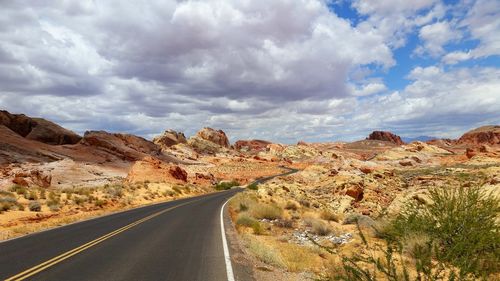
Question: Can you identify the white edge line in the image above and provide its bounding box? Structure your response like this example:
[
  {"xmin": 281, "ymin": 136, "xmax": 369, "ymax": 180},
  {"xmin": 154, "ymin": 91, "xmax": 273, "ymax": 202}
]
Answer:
[{"xmin": 220, "ymin": 198, "xmax": 236, "ymax": 281}]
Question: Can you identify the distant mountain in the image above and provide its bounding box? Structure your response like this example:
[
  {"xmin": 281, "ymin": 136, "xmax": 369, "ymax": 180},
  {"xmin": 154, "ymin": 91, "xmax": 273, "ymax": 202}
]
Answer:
[{"xmin": 402, "ymin": 136, "xmax": 437, "ymax": 143}]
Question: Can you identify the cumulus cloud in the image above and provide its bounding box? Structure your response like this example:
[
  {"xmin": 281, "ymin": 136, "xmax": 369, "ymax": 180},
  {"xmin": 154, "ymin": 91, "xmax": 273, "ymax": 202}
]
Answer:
[
  {"xmin": 0, "ymin": 0, "xmax": 498, "ymax": 143},
  {"xmin": 415, "ymin": 21, "xmax": 461, "ymax": 57}
]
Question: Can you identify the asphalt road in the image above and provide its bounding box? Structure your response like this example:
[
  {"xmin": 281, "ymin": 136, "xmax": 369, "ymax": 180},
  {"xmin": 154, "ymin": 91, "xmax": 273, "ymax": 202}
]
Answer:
[{"xmin": 0, "ymin": 167, "xmax": 297, "ymax": 281}]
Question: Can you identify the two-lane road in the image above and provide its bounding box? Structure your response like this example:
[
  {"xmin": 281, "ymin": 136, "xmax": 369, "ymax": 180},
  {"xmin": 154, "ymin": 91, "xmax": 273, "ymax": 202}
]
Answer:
[
  {"xmin": 0, "ymin": 189, "xmax": 240, "ymax": 281},
  {"xmin": 0, "ymin": 167, "xmax": 298, "ymax": 281}
]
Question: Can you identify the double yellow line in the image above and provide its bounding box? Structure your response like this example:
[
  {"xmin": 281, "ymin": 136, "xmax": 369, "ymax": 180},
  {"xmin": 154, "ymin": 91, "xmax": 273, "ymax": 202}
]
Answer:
[{"xmin": 5, "ymin": 200, "xmax": 198, "ymax": 281}]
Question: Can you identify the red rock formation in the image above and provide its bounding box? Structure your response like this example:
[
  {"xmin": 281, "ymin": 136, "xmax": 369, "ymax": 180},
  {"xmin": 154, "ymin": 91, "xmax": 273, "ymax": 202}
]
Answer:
[
  {"xmin": 234, "ymin": 139, "xmax": 271, "ymax": 152},
  {"xmin": 153, "ymin": 130, "xmax": 187, "ymax": 148},
  {"xmin": 126, "ymin": 157, "xmax": 188, "ymax": 183},
  {"xmin": 457, "ymin": 125, "xmax": 500, "ymax": 146},
  {"xmin": 195, "ymin": 127, "xmax": 230, "ymax": 148},
  {"xmin": 12, "ymin": 170, "xmax": 52, "ymax": 187},
  {"xmin": 169, "ymin": 166, "xmax": 188, "ymax": 182},
  {"xmin": 346, "ymin": 184, "xmax": 364, "ymax": 201},
  {"xmin": 366, "ymin": 131, "xmax": 404, "ymax": 145},
  {"xmin": 0, "ymin": 110, "xmax": 81, "ymax": 145},
  {"xmin": 80, "ymin": 131, "xmax": 162, "ymax": 161}
]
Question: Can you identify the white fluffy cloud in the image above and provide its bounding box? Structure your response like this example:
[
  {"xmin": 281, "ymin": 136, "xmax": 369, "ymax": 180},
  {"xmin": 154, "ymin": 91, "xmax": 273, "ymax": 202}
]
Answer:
[
  {"xmin": 0, "ymin": 0, "xmax": 498, "ymax": 142},
  {"xmin": 415, "ymin": 21, "xmax": 461, "ymax": 57}
]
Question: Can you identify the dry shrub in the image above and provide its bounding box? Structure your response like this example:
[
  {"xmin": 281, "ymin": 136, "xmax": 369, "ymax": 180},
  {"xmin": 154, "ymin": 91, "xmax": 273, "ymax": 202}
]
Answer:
[
  {"xmin": 285, "ymin": 200, "xmax": 300, "ymax": 210},
  {"xmin": 251, "ymin": 203, "xmax": 283, "ymax": 220},
  {"xmin": 244, "ymin": 234, "xmax": 286, "ymax": 268},
  {"xmin": 305, "ymin": 217, "xmax": 332, "ymax": 236},
  {"xmin": 320, "ymin": 209, "xmax": 340, "ymax": 222}
]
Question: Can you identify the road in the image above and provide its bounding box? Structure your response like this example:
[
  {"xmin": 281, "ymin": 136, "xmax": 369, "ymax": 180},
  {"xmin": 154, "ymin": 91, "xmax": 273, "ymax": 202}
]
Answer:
[{"xmin": 0, "ymin": 168, "xmax": 297, "ymax": 281}]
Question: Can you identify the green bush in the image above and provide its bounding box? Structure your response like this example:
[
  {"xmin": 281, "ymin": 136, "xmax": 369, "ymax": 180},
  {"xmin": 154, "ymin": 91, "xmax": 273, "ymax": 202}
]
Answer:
[
  {"xmin": 333, "ymin": 186, "xmax": 500, "ymax": 280},
  {"xmin": 247, "ymin": 182, "xmax": 258, "ymax": 190},
  {"xmin": 10, "ymin": 185, "xmax": 27, "ymax": 196},
  {"xmin": 237, "ymin": 214, "xmax": 265, "ymax": 235},
  {"xmin": 390, "ymin": 186, "xmax": 499, "ymax": 278},
  {"xmin": 214, "ymin": 180, "xmax": 240, "ymax": 191}
]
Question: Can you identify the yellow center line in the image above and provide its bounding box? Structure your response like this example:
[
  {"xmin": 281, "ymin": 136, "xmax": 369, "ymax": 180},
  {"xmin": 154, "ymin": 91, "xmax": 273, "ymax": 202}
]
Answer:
[{"xmin": 5, "ymin": 199, "xmax": 200, "ymax": 281}]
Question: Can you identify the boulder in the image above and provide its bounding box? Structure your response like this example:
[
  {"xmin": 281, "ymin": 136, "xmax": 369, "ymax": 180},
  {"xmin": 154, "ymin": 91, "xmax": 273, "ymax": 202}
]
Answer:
[
  {"xmin": 345, "ymin": 184, "xmax": 364, "ymax": 201},
  {"xmin": 153, "ymin": 130, "xmax": 187, "ymax": 148},
  {"xmin": 366, "ymin": 131, "xmax": 404, "ymax": 145},
  {"xmin": 169, "ymin": 166, "xmax": 188, "ymax": 182},
  {"xmin": 195, "ymin": 127, "xmax": 230, "ymax": 148}
]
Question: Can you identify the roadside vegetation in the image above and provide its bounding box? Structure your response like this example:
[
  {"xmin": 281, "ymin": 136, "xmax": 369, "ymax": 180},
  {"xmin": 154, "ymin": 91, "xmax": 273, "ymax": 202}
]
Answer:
[
  {"xmin": 214, "ymin": 180, "xmax": 240, "ymax": 190},
  {"xmin": 229, "ymin": 183, "xmax": 500, "ymax": 280},
  {"xmin": 334, "ymin": 186, "xmax": 499, "ymax": 280},
  {"xmin": 0, "ymin": 181, "xmax": 210, "ymax": 240}
]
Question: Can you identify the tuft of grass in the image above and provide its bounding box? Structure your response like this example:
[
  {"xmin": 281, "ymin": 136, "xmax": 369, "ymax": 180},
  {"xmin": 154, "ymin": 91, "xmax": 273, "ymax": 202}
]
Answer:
[
  {"xmin": 245, "ymin": 235, "xmax": 286, "ymax": 268},
  {"xmin": 94, "ymin": 199, "xmax": 107, "ymax": 208},
  {"xmin": 321, "ymin": 210, "xmax": 341, "ymax": 222},
  {"xmin": 251, "ymin": 203, "xmax": 283, "ymax": 220},
  {"xmin": 0, "ymin": 190, "xmax": 15, "ymax": 197},
  {"xmin": 236, "ymin": 214, "xmax": 264, "ymax": 234},
  {"xmin": 309, "ymin": 218, "xmax": 332, "ymax": 236},
  {"xmin": 28, "ymin": 201, "xmax": 41, "ymax": 212},
  {"xmin": 10, "ymin": 185, "xmax": 27, "ymax": 196},
  {"xmin": 285, "ymin": 200, "xmax": 300, "ymax": 210},
  {"xmin": 26, "ymin": 191, "xmax": 38, "ymax": 201}
]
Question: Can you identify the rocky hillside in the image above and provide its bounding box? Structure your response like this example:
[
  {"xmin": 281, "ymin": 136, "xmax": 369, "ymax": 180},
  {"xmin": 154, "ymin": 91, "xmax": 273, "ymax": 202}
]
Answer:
[
  {"xmin": 457, "ymin": 125, "xmax": 500, "ymax": 146},
  {"xmin": 0, "ymin": 110, "xmax": 81, "ymax": 145}
]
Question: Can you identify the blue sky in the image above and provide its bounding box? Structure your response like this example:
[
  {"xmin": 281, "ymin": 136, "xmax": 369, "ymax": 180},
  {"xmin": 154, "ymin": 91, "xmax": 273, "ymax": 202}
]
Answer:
[{"xmin": 0, "ymin": 0, "xmax": 498, "ymax": 143}]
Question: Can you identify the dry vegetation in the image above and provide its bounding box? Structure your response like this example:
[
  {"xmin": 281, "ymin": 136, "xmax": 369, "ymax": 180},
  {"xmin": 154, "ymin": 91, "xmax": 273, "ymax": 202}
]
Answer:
[{"xmin": 0, "ymin": 181, "xmax": 211, "ymax": 240}]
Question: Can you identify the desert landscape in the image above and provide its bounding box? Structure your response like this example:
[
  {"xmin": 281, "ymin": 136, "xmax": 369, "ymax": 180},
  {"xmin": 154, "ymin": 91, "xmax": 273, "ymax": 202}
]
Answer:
[
  {"xmin": 1, "ymin": 109, "xmax": 498, "ymax": 280},
  {"xmin": 1, "ymin": 1, "xmax": 499, "ymax": 279}
]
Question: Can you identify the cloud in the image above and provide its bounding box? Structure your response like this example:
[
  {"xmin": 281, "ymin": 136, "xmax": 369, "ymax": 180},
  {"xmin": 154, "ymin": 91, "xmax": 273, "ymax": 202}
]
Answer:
[
  {"xmin": 352, "ymin": 0, "xmax": 443, "ymax": 48},
  {"xmin": 415, "ymin": 21, "xmax": 461, "ymax": 57},
  {"xmin": 460, "ymin": 0, "xmax": 500, "ymax": 59},
  {"xmin": 0, "ymin": 0, "xmax": 498, "ymax": 143}
]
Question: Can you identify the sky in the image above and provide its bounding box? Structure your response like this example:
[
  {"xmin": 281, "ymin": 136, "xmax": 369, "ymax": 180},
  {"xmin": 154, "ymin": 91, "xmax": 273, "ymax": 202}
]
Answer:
[{"xmin": 0, "ymin": 0, "xmax": 499, "ymax": 143}]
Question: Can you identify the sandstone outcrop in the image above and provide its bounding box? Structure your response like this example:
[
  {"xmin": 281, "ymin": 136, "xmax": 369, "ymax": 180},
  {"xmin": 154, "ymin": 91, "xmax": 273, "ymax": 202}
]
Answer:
[
  {"xmin": 0, "ymin": 110, "xmax": 81, "ymax": 145},
  {"xmin": 195, "ymin": 127, "xmax": 230, "ymax": 148},
  {"xmin": 366, "ymin": 131, "xmax": 404, "ymax": 145},
  {"xmin": 234, "ymin": 140, "xmax": 271, "ymax": 152},
  {"xmin": 457, "ymin": 125, "xmax": 500, "ymax": 146},
  {"xmin": 126, "ymin": 157, "xmax": 188, "ymax": 183},
  {"xmin": 80, "ymin": 131, "xmax": 162, "ymax": 161},
  {"xmin": 153, "ymin": 130, "xmax": 187, "ymax": 148}
]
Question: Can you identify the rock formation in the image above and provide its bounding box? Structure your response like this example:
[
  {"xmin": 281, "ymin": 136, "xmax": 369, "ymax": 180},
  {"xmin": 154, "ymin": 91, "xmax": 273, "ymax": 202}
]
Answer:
[
  {"xmin": 0, "ymin": 110, "xmax": 81, "ymax": 145},
  {"xmin": 195, "ymin": 127, "xmax": 230, "ymax": 148},
  {"xmin": 234, "ymin": 140, "xmax": 271, "ymax": 152},
  {"xmin": 457, "ymin": 125, "xmax": 500, "ymax": 146},
  {"xmin": 366, "ymin": 131, "xmax": 404, "ymax": 145},
  {"xmin": 80, "ymin": 131, "xmax": 162, "ymax": 161},
  {"xmin": 153, "ymin": 130, "xmax": 187, "ymax": 148}
]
